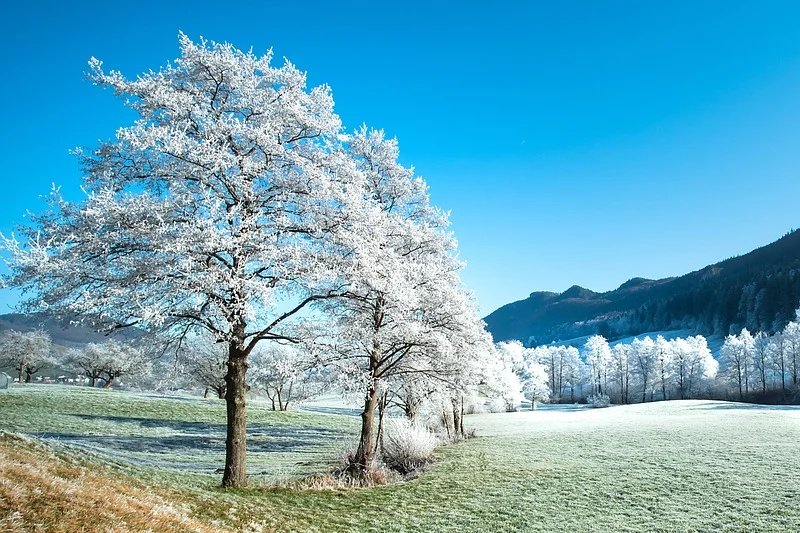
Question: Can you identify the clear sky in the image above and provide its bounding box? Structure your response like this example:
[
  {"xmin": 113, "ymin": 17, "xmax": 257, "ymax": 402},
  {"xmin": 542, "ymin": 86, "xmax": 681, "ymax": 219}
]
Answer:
[{"xmin": 2, "ymin": 1, "xmax": 800, "ymax": 315}]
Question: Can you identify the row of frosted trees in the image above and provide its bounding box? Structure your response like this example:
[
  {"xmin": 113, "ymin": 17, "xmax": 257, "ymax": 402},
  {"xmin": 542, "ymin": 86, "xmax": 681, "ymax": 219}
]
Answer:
[
  {"xmin": 719, "ymin": 312, "xmax": 800, "ymax": 400},
  {"xmin": 500, "ymin": 308, "xmax": 800, "ymax": 407},
  {"xmin": 498, "ymin": 334, "xmax": 717, "ymax": 407}
]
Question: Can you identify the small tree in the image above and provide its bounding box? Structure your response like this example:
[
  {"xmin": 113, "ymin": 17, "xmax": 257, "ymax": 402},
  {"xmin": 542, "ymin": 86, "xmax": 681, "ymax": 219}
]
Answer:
[
  {"xmin": 179, "ymin": 340, "xmax": 228, "ymax": 399},
  {"xmin": 0, "ymin": 330, "xmax": 53, "ymax": 383},
  {"xmin": 768, "ymin": 332, "xmax": 788, "ymax": 391},
  {"xmin": 490, "ymin": 341, "xmax": 526, "ymax": 411},
  {"xmin": 752, "ymin": 332, "xmax": 770, "ymax": 394},
  {"xmin": 583, "ymin": 335, "xmax": 611, "ymax": 397},
  {"xmin": 520, "ymin": 355, "xmax": 550, "ymax": 410},
  {"xmin": 250, "ymin": 343, "xmax": 326, "ymax": 410},
  {"xmin": 64, "ymin": 345, "xmax": 105, "ymax": 386},
  {"xmin": 783, "ymin": 316, "xmax": 800, "ymax": 386},
  {"xmin": 632, "ymin": 336, "xmax": 656, "ymax": 402},
  {"xmin": 67, "ymin": 340, "xmax": 149, "ymax": 388}
]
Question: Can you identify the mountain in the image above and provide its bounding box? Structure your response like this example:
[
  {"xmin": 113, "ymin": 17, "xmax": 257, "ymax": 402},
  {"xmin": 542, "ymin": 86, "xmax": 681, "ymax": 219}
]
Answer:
[
  {"xmin": 0, "ymin": 313, "xmax": 140, "ymax": 352},
  {"xmin": 484, "ymin": 229, "xmax": 800, "ymax": 345}
]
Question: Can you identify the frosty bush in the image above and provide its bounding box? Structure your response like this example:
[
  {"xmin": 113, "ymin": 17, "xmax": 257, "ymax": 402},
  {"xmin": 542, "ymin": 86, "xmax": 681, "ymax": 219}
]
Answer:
[
  {"xmin": 382, "ymin": 418, "xmax": 438, "ymax": 474},
  {"xmin": 588, "ymin": 394, "xmax": 611, "ymax": 408},
  {"xmin": 488, "ymin": 397, "xmax": 518, "ymax": 413},
  {"xmin": 462, "ymin": 393, "xmax": 486, "ymax": 415}
]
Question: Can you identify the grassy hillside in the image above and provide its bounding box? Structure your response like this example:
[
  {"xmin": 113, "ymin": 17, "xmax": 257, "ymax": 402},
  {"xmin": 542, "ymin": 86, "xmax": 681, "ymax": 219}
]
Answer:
[{"xmin": 2, "ymin": 386, "xmax": 800, "ymax": 532}]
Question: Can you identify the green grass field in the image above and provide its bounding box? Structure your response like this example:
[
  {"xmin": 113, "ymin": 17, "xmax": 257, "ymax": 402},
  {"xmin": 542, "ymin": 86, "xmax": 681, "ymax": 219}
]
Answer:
[{"xmin": 2, "ymin": 385, "xmax": 800, "ymax": 532}]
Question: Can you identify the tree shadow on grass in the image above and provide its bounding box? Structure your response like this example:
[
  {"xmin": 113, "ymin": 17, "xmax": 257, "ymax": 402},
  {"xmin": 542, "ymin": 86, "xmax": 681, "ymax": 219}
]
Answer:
[
  {"xmin": 34, "ymin": 414, "xmax": 352, "ymax": 472},
  {"xmin": 301, "ymin": 405, "xmax": 362, "ymax": 417},
  {"xmin": 70, "ymin": 413, "xmax": 346, "ymax": 437}
]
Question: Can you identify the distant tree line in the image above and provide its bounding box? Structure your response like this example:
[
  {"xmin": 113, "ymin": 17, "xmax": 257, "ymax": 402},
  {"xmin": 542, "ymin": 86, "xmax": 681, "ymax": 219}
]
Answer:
[{"xmin": 513, "ymin": 308, "xmax": 800, "ymax": 407}]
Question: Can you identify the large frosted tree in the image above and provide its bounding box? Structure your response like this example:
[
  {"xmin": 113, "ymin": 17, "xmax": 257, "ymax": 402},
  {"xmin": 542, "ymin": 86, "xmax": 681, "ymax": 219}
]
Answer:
[
  {"xmin": 318, "ymin": 128, "xmax": 485, "ymax": 474},
  {"xmin": 1, "ymin": 35, "xmax": 366, "ymax": 488}
]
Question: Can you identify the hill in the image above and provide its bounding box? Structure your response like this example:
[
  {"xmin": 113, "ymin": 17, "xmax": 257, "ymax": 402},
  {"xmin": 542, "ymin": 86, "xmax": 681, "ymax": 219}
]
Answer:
[
  {"xmin": 0, "ymin": 313, "xmax": 114, "ymax": 348},
  {"xmin": 485, "ymin": 229, "xmax": 800, "ymax": 345}
]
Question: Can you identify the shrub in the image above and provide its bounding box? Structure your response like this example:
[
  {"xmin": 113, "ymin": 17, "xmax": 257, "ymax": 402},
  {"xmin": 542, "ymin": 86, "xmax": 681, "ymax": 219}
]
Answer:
[
  {"xmin": 461, "ymin": 393, "xmax": 486, "ymax": 415},
  {"xmin": 488, "ymin": 397, "xmax": 519, "ymax": 413},
  {"xmin": 381, "ymin": 418, "xmax": 438, "ymax": 474},
  {"xmin": 587, "ymin": 394, "xmax": 611, "ymax": 408}
]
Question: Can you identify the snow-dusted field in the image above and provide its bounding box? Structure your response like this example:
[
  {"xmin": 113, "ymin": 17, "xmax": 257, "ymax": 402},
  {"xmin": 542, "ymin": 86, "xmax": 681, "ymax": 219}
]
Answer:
[
  {"xmin": 0, "ymin": 385, "xmax": 359, "ymax": 483},
  {"xmin": 2, "ymin": 386, "xmax": 800, "ymax": 532}
]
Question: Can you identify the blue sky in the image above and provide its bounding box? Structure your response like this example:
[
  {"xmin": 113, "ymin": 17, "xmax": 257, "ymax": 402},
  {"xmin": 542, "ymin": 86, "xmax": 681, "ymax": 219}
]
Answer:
[{"xmin": 2, "ymin": 1, "xmax": 800, "ymax": 315}]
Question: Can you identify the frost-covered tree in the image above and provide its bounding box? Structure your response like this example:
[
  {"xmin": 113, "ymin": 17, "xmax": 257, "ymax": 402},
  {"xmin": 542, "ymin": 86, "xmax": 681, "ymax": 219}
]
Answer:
[
  {"xmin": 0, "ymin": 36, "xmax": 374, "ymax": 488},
  {"xmin": 314, "ymin": 128, "xmax": 485, "ymax": 474},
  {"xmin": 611, "ymin": 343, "xmax": 633, "ymax": 404},
  {"xmin": 683, "ymin": 335, "xmax": 717, "ymax": 397},
  {"xmin": 631, "ymin": 336, "xmax": 656, "ymax": 402},
  {"xmin": 66, "ymin": 340, "xmax": 148, "ymax": 388},
  {"xmin": 178, "ymin": 339, "xmax": 228, "ymax": 398},
  {"xmin": 490, "ymin": 341, "xmax": 526, "ymax": 411},
  {"xmin": 653, "ymin": 335, "xmax": 673, "ymax": 401},
  {"xmin": 520, "ymin": 351, "xmax": 549, "ymax": 410},
  {"xmin": 583, "ymin": 335, "xmax": 611, "ymax": 397},
  {"xmin": 249, "ymin": 343, "xmax": 326, "ymax": 411},
  {"xmin": 768, "ymin": 332, "xmax": 788, "ymax": 390},
  {"xmin": 752, "ymin": 331, "xmax": 771, "ymax": 394},
  {"xmin": 720, "ymin": 329, "xmax": 755, "ymax": 400},
  {"xmin": 560, "ymin": 346, "xmax": 585, "ymax": 402},
  {"xmin": 783, "ymin": 318, "xmax": 800, "ymax": 386},
  {"xmin": 0, "ymin": 330, "xmax": 53, "ymax": 383}
]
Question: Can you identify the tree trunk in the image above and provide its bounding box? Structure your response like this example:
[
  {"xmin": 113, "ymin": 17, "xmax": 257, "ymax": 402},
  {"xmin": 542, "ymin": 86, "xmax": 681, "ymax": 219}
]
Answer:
[
  {"xmin": 204, "ymin": 387, "xmax": 210, "ymax": 398},
  {"xmin": 222, "ymin": 342, "xmax": 248, "ymax": 488},
  {"xmin": 642, "ymin": 375, "xmax": 648, "ymax": 403},
  {"xmin": 459, "ymin": 395, "xmax": 465, "ymax": 437},
  {"xmin": 24, "ymin": 369, "xmax": 32, "ymax": 383},
  {"xmin": 351, "ymin": 302, "xmax": 384, "ymax": 478},
  {"xmin": 217, "ymin": 387, "xmax": 225, "ymax": 400},
  {"xmin": 531, "ymin": 399, "xmax": 536, "ymax": 411},
  {"xmin": 737, "ymin": 362, "xmax": 743, "ymax": 401},
  {"xmin": 679, "ymin": 366, "xmax": 685, "ymax": 400},
  {"xmin": 624, "ymin": 370, "xmax": 630, "ymax": 404},
  {"xmin": 374, "ymin": 391, "xmax": 387, "ymax": 455},
  {"xmin": 452, "ymin": 398, "xmax": 462, "ymax": 439},
  {"xmin": 103, "ymin": 376, "xmax": 114, "ymax": 389},
  {"xmin": 744, "ymin": 360, "xmax": 749, "ymax": 395},
  {"xmin": 353, "ymin": 380, "xmax": 379, "ymax": 475},
  {"xmin": 442, "ymin": 402, "xmax": 452, "ymax": 439}
]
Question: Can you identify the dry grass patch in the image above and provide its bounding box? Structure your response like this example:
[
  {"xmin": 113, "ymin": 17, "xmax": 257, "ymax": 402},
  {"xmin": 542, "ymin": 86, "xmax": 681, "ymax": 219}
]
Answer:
[{"xmin": 0, "ymin": 434, "xmax": 230, "ymax": 533}]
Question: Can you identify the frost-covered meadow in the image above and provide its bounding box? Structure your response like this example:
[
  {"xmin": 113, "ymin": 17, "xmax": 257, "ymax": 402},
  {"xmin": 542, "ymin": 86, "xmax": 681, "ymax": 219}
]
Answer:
[
  {"xmin": 1, "ymin": 16, "xmax": 800, "ymax": 533},
  {"xmin": 3, "ymin": 385, "xmax": 800, "ymax": 532}
]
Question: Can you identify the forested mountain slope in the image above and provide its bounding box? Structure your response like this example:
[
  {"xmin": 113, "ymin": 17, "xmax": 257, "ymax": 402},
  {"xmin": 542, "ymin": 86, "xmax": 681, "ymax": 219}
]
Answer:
[
  {"xmin": 0, "ymin": 313, "xmax": 139, "ymax": 349},
  {"xmin": 485, "ymin": 229, "xmax": 800, "ymax": 345}
]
